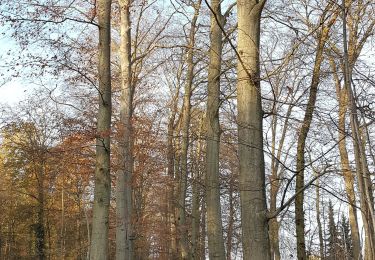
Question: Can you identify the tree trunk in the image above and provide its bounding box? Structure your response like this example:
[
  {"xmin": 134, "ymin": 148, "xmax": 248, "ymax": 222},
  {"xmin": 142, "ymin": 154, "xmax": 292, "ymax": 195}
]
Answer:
[
  {"xmin": 206, "ymin": 1, "xmax": 226, "ymax": 259},
  {"xmin": 294, "ymin": 12, "xmax": 335, "ymax": 259},
  {"xmin": 192, "ymin": 120, "xmax": 203, "ymax": 260},
  {"xmin": 342, "ymin": 3, "xmax": 375, "ymax": 259},
  {"xmin": 89, "ymin": 0, "xmax": 112, "ymax": 259},
  {"xmin": 329, "ymin": 57, "xmax": 362, "ymax": 260},
  {"xmin": 116, "ymin": 0, "xmax": 134, "ymax": 260},
  {"xmin": 177, "ymin": 1, "xmax": 201, "ymax": 258},
  {"xmin": 236, "ymin": 1, "xmax": 270, "ymax": 259},
  {"xmin": 167, "ymin": 85, "xmax": 180, "ymax": 259}
]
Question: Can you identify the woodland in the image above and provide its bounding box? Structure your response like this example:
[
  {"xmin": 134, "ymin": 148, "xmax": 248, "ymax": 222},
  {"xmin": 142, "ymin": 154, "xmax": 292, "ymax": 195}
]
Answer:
[{"xmin": 0, "ymin": 0, "xmax": 374, "ymax": 259}]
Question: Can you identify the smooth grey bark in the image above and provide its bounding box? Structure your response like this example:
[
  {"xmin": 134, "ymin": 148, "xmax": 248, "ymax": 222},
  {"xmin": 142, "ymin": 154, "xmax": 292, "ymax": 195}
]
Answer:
[
  {"xmin": 90, "ymin": 0, "xmax": 112, "ymax": 259},
  {"xmin": 205, "ymin": 0, "xmax": 226, "ymax": 259},
  {"xmin": 177, "ymin": 1, "xmax": 201, "ymax": 258},
  {"xmin": 116, "ymin": 0, "xmax": 134, "ymax": 259},
  {"xmin": 192, "ymin": 117, "xmax": 204, "ymax": 260},
  {"xmin": 236, "ymin": 1, "xmax": 270, "ymax": 259}
]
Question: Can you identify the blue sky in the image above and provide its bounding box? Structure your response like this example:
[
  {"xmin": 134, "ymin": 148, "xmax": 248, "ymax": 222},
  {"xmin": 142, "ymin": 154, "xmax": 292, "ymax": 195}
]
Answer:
[
  {"xmin": 0, "ymin": 30, "xmax": 20, "ymax": 104},
  {"xmin": 0, "ymin": 30, "xmax": 38, "ymax": 105}
]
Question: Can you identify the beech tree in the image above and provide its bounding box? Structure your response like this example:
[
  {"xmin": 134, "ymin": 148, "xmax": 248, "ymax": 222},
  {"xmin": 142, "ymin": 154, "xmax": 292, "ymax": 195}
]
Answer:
[
  {"xmin": 116, "ymin": 0, "xmax": 134, "ymax": 259},
  {"xmin": 205, "ymin": 0, "xmax": 226, "ymax": 259},
  {"xmin": 175, "ymin": 1, "xmax": 202, "ymax": 258},
  {"xmin": 236, "ymin": 0, "xmax": 271, "ymax": 259},
  {"xmin": 89, "ymin": 0, "xmax": 112, "ymax": 259},
  {"xmin": 0, "ymin": 0, "xmax": 375, "ymax": 259}
]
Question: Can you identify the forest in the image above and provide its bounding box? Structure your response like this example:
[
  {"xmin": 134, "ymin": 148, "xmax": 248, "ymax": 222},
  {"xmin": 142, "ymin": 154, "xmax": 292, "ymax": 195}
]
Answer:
[{"xmin": 0, "ymin": 0, "xmax": 374, "ymax": 259}]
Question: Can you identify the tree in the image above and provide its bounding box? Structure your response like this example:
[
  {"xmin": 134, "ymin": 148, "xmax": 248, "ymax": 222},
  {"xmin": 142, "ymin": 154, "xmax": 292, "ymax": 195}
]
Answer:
[
  {"xmin": 0, "ymin": 96, "xmax": 93, "ymax": 260},
  {"xmin": 176, "ymin": 1, "xmax": 202, "ymax": 258},
  {"xmin": 236, "ymin": 0, "xmax": 271, "ymax": 259},
  {"xmin": 116, "ymin": 0, "xmax": 134, "ymax": 259},
  {"xmin": 326, "ymin": 201, "xmax": 348, "ymax": 260},
  {"xmin": 327, "ymin": 201, "xmax": 338, "ymax": 259},
  {"xmin": 205, "ymin": 0, "xmax": 226, "ymax": 259},
  {"xmin": 341, "ymin": 214, "xmax": 354, "ymax": 259},
  {"xmin": 325, "ymin": 1, "xmax": 375, "ymax": 257},
  {"xmin": 294, "ymin": 4, "xmax": 338, "ymax": 258},
  {"xmin": 341, "ymin": 1, "xmax": 375, "ymax": 258},
  {"xmin": 89, "ymin": 0, "xmax": 112, "ymax": 259},
  {"xmin": 1, "ymin": 0, "xmax": 375, "ymax": 258},
  {"xmin": 1, "ymin": 122, "xmax": 48, "ymax": 260}
]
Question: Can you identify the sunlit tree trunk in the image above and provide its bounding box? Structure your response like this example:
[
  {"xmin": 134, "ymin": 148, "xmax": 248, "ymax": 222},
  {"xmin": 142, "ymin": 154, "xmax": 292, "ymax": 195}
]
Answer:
[
  {"xmin": 342, "ymin": 3, "xmax": 375, "ymax": 259},
  {"xmin": 116, "ymin": 0, "xmax": 134, "ymax": 259},
  {"xmin": 89, "ymin": 0, "xmax": 112, "ymax": 259},
  {"xmin": 329, "ymin": 57, "xmax": 362, "ymax": 260},
  {"xmin": 206, "ymin": 0, "xmax": 226, "ymax": 259},
  {"xmin": 236, "ymin": 1, "xmax": 270, "ymax": 259}
]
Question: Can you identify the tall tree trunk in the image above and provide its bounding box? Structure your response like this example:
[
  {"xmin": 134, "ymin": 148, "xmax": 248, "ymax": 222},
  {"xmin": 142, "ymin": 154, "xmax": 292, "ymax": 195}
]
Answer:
[
  {"xmin": 325, "ymin": 1, "xmax": 375, "ymax": 257},
  {"xmin": 294, "ymin": 10, "xmax": 335, "ymax": 259},
  {"xmin": 89, "ymin": 0, "xmax": 112, "ymax": 259},
  {"xmin": 236, "ymin": 1, "xmax": 270, "ymax": 259},
  {"xmin": 206, "ymin": 0, "xmax": 226, "ymax": 259},
  {"xmin": 191, "ymin": 148, "xmax": 200, "ymax": 260},
  {"xmin": 116, "ymin": 0, "xmax": 134, "ymax": 260},
  {"xmin": 167, "ymin": 85, "xmax": 180, "ymax": 259},
  {"xmin": 174, "ymin": 133, "xmax": 182, "ymax": 257},
  {"xmin": 329, "ymin": 57, "xmax": 362, "ymax": 260},
  {"xmin": 269, "ymin": 135, "xmax": 280, "ymax": 260},
  {"xmin": 342, "ymin": 3, "xmax": 375, "ymax": 259},
  {"xmin": 192, "ymin": 116, "xmax": 204, "ymax": 260},
  {"xmin": 177, "ymin": 1, "xmax": 201, "ymax": 258}
]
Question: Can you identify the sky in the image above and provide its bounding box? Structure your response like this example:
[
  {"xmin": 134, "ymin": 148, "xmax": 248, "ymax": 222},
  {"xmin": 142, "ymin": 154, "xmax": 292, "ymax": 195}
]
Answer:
[
  {"xmin": 0, "ymin": 80, "xmax": 30, "ymax": 105},
  {"xmin": 0, "ymin": 31, "xmax": 25, "ymax": 105},
  {"xmin": 0, "ymin": 32, "xmax": 37, "ymax": 105}
]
